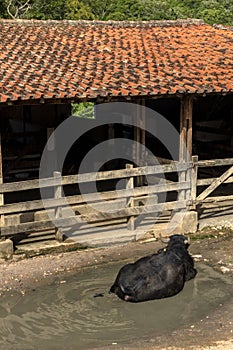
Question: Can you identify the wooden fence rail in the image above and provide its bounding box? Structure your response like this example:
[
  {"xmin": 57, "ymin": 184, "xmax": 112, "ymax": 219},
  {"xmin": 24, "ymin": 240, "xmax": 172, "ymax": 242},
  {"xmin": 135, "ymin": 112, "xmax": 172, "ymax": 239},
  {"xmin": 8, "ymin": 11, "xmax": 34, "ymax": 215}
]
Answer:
[
  {"xmin": 196, "ymin": 158, "xmax": 233, "ymax": 167},
  {"xmin": 0, "ymin": 156, "xmax": 232, "ymax": 240},
  {"xmin": 0, "ymin": 162, "xmax": 190, "ymax": 193},
  {"xmin": 0, "ymin": 181, "xmax": 191, "ymax": 215},
  {"xmin": 1, "ymin": 200, "xmax": 188, "ymax": 236},
  {"xmin": 0, "ymin": 162, "xmax": 191, "ymax": 238}
]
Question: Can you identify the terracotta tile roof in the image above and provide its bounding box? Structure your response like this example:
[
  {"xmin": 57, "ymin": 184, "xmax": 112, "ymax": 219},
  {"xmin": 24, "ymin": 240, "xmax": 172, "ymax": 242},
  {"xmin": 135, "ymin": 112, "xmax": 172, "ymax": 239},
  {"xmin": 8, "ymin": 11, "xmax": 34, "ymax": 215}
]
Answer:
[{"xmin": 0, "ymin": 19, "xmax": 233, "ymax": 104}]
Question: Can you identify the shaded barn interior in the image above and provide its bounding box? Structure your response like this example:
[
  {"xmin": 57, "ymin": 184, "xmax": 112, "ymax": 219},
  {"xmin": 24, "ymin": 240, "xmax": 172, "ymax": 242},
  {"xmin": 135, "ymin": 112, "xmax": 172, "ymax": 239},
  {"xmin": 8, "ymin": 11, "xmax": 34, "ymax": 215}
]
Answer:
[
  {"xmin": 193, "ymin": 94, "xmax": 233, "ymax": 159},
  {"xmin": 0, "ymin": 104, "xmax": 70, "ymax": 182},
  {"xmin": 0, "ymin": 94, "xmax": 232, "ymax": 201}
]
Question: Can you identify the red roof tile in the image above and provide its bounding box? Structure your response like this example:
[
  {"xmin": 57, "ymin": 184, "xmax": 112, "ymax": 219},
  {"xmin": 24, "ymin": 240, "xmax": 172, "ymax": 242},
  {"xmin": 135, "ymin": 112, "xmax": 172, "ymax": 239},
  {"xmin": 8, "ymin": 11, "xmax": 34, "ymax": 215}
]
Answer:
[{"xmin": 0, "ymin": 19, "xmax": 233, "ymax": 104}]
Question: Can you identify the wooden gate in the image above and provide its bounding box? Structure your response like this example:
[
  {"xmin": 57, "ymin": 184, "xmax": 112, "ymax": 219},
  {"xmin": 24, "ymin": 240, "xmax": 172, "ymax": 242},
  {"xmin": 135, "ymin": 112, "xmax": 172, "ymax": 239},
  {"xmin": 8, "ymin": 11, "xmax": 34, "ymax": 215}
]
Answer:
[{"xmin": 191, "ymin": 157, "xmax": 233, "ymax": 207}]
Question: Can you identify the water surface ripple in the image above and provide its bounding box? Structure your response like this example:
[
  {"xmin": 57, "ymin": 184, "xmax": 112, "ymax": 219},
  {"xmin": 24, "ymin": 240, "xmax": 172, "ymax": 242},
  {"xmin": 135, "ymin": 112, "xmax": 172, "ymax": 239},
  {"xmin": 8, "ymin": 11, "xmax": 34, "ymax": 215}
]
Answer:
[{"xmin": 0, "ymin": 263, "xmax": 231, "ymax": 350}]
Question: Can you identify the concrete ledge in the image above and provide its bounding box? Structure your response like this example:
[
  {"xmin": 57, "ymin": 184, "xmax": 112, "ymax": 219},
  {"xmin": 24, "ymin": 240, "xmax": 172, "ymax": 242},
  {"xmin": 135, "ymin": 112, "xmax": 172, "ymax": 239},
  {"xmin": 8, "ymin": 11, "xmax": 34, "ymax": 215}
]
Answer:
[
  {"xmin": 0, "ymin": 239, "xmax": 14, "ymax": 259},
  {"xmin": 144, "ymin": 211, "xmax": 198, "ymax": 240}
]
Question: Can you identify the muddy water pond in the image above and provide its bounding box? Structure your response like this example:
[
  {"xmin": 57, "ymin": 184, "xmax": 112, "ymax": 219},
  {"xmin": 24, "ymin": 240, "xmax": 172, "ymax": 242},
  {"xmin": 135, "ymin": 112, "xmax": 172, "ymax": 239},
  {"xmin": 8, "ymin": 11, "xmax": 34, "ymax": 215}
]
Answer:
[{"xmin": 0, "ymin": 262, "xmax": 232, "ymax": 350}]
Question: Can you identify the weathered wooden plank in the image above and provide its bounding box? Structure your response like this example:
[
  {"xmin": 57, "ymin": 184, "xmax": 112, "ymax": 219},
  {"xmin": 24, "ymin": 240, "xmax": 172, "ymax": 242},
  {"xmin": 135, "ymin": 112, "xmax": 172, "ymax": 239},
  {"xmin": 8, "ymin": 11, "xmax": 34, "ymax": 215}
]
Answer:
[
  {"xmin": 179, "ymin": 97, "xmax": 187, "ymax": 163},
  {"xmin": 186, "ymin": 98, "xmax": 193, "ymax": 159},
  {"xmin": 1, "ymin": 200, "xmax": 188, "ymax": 236},
  {"xmin": 0, "ymin": 181, "xmax": 190, "ymax": 215},
  {"xmin": 197, "ymin": 201, "xmax": 233, "ymax": 210},
  {"xmin": 1, "ymin": 220, "xmax": 54, "ymax": 236},
  {"xmin": 0, "ymin": 162, "xmax": 190, "ymax": 194},
  {"xmin": 196, "ymin": 165, "xmax": 233, "ymax": 201},
  {"xmin": 197, "ymin": 176, "xmax": 233, "ymax": 186},
  {"xmin": 0, "ymin": 131, "xmax": 4, "ymax": 238},
  {"xmin": 70, "ymin": 199, "xmax": 189, "ymax": 222},
  {"xmin": 35, "ymin": 199, "xmax": 128, "ymax": 223},
  {"xmin": 126, "ymin": 164, "xmax": 135, "ymax": 231},
  {"xmin": 190, "ymin": 156, "xmax": 198, "ymax": 208},
  {"xmin": 54, "ymin": 171, "xmax": 63, "ymax": 242},
  {"xmin": 179, "ymin": 96, "xmax": 193, "ymax": 203},
  {"xmin": 197, "ymin": 158, "xmax": 233, "ymax": 167},
  {"xmin": 54, "ymin": 172, "xmax": 62, "ymax": 219},
  {"xmin": 68, "ymin": 163, "xmax": 189, "ymax": 184},
  {"xmin": 199, "ymin": 195, "xmax": 233, "ymax": 203}
]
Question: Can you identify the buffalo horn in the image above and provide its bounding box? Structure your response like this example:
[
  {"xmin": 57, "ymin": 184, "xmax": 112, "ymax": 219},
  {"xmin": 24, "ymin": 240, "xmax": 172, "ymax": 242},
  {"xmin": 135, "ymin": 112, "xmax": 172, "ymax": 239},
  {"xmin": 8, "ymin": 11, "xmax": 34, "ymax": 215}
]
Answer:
[{"xmin": 159, "ymin": 233, "xmax": 169, "ymax": 244}]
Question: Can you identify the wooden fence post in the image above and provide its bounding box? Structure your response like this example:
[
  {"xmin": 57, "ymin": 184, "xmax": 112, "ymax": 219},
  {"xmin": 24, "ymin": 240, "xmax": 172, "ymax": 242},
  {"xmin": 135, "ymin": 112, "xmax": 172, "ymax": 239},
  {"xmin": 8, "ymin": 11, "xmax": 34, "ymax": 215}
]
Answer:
[
  {"xmin": 126, "ymin": 164, "xmax": 135, "ymax": 231},
  {"xmin": 179, "ymin": 95, "xmax": 193, "ymax": 202},
  {"xmin": 0, "ymin": 132, "xmax": 4, "ymax": 241},
  {"xmin": 54, "ymin": 171, "xmax": 63, "ymax": 242},
  {"xmin": 190, "ymin": 155, "xmax": 198, "ymax": 209}
]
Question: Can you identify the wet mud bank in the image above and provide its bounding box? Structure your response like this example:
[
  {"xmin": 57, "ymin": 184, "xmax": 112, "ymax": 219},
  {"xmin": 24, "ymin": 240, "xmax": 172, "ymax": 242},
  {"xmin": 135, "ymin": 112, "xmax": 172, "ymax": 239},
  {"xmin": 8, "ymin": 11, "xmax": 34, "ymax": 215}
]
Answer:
[{"xmin": 0, "ymin": 230, "xmax": 232, "ymax": 349}]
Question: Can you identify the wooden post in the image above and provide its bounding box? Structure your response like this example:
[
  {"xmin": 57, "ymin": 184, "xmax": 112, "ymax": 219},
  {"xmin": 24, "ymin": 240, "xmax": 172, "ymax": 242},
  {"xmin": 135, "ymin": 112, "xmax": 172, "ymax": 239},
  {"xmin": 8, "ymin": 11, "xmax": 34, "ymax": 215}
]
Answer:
[
  {"xmin": 190, "ymin": 155, "xmax": 198, "ymax": 209},
  {"xmin": 140, "ymin": 99, "xmax": 146, "ymax": 161},
  {"xmin": 133, "ymin": 100, "xmax": 146, "ymax": 186},
  {"xmin": 140, "ymin": 99, "xmax": 146, "ymax": 186},
  {"xmin": 179, "ymin": 96, "xmax": 193, "ymax": 202},
  {"xmin": 0, "ymin": 132, "xmax": 4, "ymax": 240},
  {"xmin": 126, "ymin": 164, "xmax": 135, "ymax": 231},
  {"xmin": 136, "ymin": 103, "xmax": 141, "ymax": 163},
  {"xmin": 45, "ymin": 128, "xmax": 57, "ymax": 177},
  {"xmin": 54, "ymin": 171, "xmax": 63, "ymax": 242}
]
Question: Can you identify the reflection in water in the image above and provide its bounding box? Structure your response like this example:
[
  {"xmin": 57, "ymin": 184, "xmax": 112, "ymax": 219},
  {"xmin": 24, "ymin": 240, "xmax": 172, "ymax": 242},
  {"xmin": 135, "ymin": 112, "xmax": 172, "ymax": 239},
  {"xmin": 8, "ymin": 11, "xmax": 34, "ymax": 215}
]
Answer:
[{"xmin": 0, "ymin": 263, "xmax": 231, "ymax": 350}]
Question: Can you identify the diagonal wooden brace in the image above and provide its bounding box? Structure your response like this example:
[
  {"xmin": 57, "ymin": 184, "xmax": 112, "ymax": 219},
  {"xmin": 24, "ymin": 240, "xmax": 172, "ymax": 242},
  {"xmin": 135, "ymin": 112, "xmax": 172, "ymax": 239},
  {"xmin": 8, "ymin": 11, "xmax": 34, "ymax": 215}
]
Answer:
[{"xmin": 196, "ymin": 165, "xmax": 233, "ymax": 202}]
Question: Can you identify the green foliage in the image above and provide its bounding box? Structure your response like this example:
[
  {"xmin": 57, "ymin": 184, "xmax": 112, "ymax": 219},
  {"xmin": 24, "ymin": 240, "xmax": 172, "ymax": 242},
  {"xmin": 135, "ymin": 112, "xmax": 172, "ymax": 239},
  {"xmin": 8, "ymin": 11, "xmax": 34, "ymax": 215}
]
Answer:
[
  {"xmin": 0, "ymin": 0, "xmax": 233, "ymax": 25},
  {"xmin": 72, "ymin": 102, "xmax": 95, "ymax": 119},
  {"xmin": 107, "ymin": 0, "xmax": 145, "ymax": 20},
  {"xmin": 27, "ymin": 0, "xmax": 66, "ymax": 20},
  {"xmin": 0, "ymin": 2, "xmax": 6, "ymax": 18},
  {"xmin": 138, "ymin": 0, "xmax": 233, "ymax": 24},
  {"xmin": 65, "ymin": 0, "xmax": 94, "ymax": 20},
  {"xmin": 166, "ymin": 0, "xmax": 233, "ymax": 25},
  {"xmin": 81, "ymin": 0, "xmax": 111, "ymax": 20}
]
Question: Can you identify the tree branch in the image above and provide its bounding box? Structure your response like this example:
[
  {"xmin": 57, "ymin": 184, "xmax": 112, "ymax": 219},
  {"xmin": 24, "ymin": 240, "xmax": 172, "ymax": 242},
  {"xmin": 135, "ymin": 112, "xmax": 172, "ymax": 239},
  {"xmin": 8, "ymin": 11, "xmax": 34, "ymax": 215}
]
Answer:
[
  {"xmin": 18, "ymin": 0, "xmax": 31, "ymax": 11},
  {"xmin": 7, "ymin": 0, "xmax": 15, "ymax": 19},
  {"xmin": 6, "ymin": 0, "xmax": 31, "ymax": 19}
]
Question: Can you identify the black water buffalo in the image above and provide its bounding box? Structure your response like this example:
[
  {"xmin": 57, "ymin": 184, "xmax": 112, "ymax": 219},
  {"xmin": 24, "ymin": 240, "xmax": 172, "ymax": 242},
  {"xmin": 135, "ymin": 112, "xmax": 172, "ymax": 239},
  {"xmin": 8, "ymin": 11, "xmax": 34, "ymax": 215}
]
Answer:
[{"xmin": 109, "ymin": 234, "xmax": 197, "ymax": 302}]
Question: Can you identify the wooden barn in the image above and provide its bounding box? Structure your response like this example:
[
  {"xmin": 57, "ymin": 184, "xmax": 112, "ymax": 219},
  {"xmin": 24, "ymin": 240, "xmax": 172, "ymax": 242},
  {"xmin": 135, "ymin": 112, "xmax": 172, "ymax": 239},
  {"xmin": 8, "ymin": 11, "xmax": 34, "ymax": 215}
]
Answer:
[{"xmin": 0, "ymin": 18, "xmax": 232, "ymax": 253}]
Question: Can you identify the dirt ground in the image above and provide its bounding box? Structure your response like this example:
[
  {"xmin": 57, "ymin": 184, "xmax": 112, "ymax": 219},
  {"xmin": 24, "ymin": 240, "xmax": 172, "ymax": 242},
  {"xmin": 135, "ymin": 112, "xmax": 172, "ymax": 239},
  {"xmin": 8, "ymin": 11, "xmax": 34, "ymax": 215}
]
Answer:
[{"xmin": 0, "ymin": 228, "xmax": 232, "ymax": 350}]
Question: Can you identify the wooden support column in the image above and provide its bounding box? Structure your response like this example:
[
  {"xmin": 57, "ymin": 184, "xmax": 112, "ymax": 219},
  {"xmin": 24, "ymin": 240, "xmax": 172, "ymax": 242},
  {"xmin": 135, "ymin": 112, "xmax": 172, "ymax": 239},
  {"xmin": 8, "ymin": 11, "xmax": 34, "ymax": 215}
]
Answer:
[
  {"xmin": 126, "ymin": 164, "xmax": 135, "ymax": 231},
  {"xmin": 45, "ymin": 127, "xmax": 57, "ymax": 177},
  {"xmin": 0, "ymin": 132, "xmax": 4, "ymax": 240},
  {"xmin": 133, "ymin": 103, "xmax": 140, "ymax": 165},
  {"xmin": 179, "ymin": 96, "xmax": 193, "ymax": 201},
  {"xmin": 140, "ymin": 99, "xmax": 146, "ymax": 163},
  {"xmin": 133, "ymin": 100, "xmax": 146, "ymax": 186},
  {"xmin": 190, "ymin": 155, "xmax": 198, "ymax": 209},
  {"xmin": 54, "ymin": 171, "xmax": 63, "ymax": 242}
]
